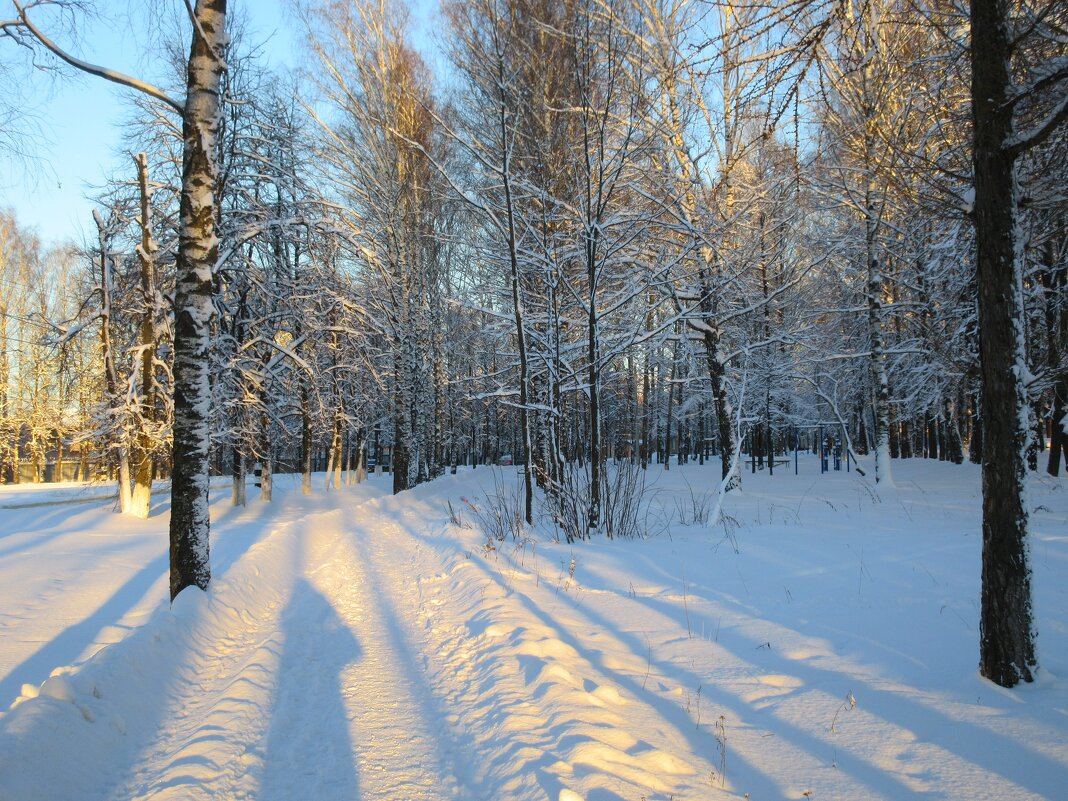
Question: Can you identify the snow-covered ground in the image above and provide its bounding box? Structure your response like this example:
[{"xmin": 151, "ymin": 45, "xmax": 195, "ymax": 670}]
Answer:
[{"xmin": 1, "ymin": 458, "xmax": 1066, "ymax": 801}]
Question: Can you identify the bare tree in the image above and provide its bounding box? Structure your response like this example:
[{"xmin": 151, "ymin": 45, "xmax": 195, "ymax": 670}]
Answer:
[
  {"xmin": 5, "ymin": 0, "xmax": 229, "ymax": 600},
  {"xmin": 970, "ymin": 0, "xmax": 1067, "ymax": 687}
]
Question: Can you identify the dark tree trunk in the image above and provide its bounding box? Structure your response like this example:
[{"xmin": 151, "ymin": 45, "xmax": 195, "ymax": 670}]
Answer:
[
  {"xmin": 944, "ymin": 398, "xmax": 964, "ymax": 465},
  {"xmin": 1027, "ymin": 402, "xmax": 1043, "ymax": 471},
  {"xmin": 858, "ymin": 401, "xmax": 870, "ymax": 456},
  {"xmin": 701, "ymin": 325, "xmax": 739, "ymax": 489},
  {"xmin": 972, "ymin": 0, "xmax": 1036, "ymax": 687},
  {"xmin": 260, "ymin": 412, "xmax": 273, "ymax": 502},
  {"xmin": 665, "ymin": 338, "xmax": 677, "ymax": 471},
  {"xmin": 640, "ymin": 363, "xmax": 650, "ymax": 468},
  {"xmin": 969, "ymin": 391, "xmax": 983, "ymax": 464},
  {"xmin": 586, "ymin": 222, "xmax": 602, "ymax": 533},
  {"xmin": 301, "ymin": 384, "xmax": 312, "ymax": 496},
  {"xmin": 697, "ymin": 409, "xmax": 705, "ymax": 465},
  {"xmin": 393, "ymin": 407, "xmax": 410, "ymax": 495},
  {"xmin": 766, "ymin": 425, "xmax": 773, "ymax": 475},
  {"xmin": 1048, "ymin": 387, "xmax": 1068, "ymax": 476},
  {"xmin": 502, "ymin": 126, "xmax": 534, "ymax": 524},
  {"xmin": 1044, "ymin": 237, "xmax": 1068, "ymax": 475}
]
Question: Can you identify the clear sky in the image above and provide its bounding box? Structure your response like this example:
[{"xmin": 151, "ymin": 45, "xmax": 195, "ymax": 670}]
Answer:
[
  {"xmin": 2, "ymin": 0, "xmax": 443, "ymax": 250},
  {"xmin": 0, "ymin": 0, "xmax": 302, "ymax": 249}
]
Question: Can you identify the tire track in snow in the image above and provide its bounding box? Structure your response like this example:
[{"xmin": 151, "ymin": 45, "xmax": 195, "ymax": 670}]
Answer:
[
  {"xmin": 113, "ymin": 487, "xmax": 465, "ymax": 801},
  {"xmin": 299, "ymin": 505, "xmax": 462, "ymax": 801},
  {"xmin": 115, "ymin": 508, "xmax": 309, "ymax": 801},
  {"xmin": 414, "ymin": 539, "xmax": 717, "ymax": 801},
  {"xmin": 365, "ymin": 494, "xmax": 724, "ymax": 801},
  {"xmin": 0, "ymin": 482, "xmax": 465, "ymax": 801},
  {"xmin": 85, "ymin": 493, "xmax": 373, "ymax": 799}
]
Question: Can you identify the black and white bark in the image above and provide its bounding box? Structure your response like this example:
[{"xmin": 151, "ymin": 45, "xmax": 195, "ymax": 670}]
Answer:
[{"xmin": 169, "ymin": 0, "xmax": 228, "ymax": 600}]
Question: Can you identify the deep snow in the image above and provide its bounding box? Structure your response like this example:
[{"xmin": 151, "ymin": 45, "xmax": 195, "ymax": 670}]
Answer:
[{"xmin": 1, "ymin": 458, "xmax": 1066, "ymax": 800}]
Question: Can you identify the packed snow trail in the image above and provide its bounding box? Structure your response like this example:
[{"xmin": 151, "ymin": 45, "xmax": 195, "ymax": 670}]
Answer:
[
  {"xmin": 0, "ymin": 479, "xmax": 465, "ymax": 801},
  {"xmin": 0, "ymin": 476, "xmax": 727, "ymax": 801},
  {"xmin": 116, "ymin": 501, "xmax": 462, "ymax": 801}
]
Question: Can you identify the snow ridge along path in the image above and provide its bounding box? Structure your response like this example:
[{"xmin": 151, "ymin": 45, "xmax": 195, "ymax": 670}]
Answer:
[
  {"xmin": 0, "ymin": 479, "xmax": 468, "ymax": 801},
  {"xmin": 2, "ymin": 463, "xmax": 1068, "ymax": 800}
]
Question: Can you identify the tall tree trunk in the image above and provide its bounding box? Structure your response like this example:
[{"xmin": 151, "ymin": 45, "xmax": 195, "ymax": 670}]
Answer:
[
  {"xmin": 354, "ymin": 427, "xmax": 367, "ymax": 484},
  {"xmin": 702, "ymin": 324, "xmax": 739, "ymax": 490},
  {"xmin": 946, "ymin": 395, "xmax": 965, "ymax": 465},
  {"xmin": 301, "ymin": 383, "xmax": 313, "ymax": 496},
  {"xmin": 664, "ymin": 335, "xmax": 677, "ymax": 471},
  {"xmin": 640, "ymin": 360, "xmax": 651, "ymax": 468},
  {"xmin": 1027, "ymin": 402, "xmax": 1043, "ymax": 470},
  {"xmin": 329, "ymin": 408, "xmax": 343, "ymax": 490},
  {"xmin": 1047, "ymin": 386, "xmax": 1068, "ymax": 475},
  {"xmin": 697, "ymin": 405, "xmax": 705, "ymax": 465},
  {"xmin": 344, "ymin": 427, "xmax": 353, "ymax": 486},
  {"xmin": 628, "ymin": 355, "xmax": 640, "ymax": 465},
  {"xmin": 130, "ymin": 152, "xmax": 158, "ymax": 519},
  {"xmin": 232, "ymin": 446, "xmax": 246, "ymax": 506},
  {"xmin": 1044, "ymin": 237, "xmax": 1068, "ymax": 475},
  {"xmin": 496, "ymin": 68, "xmax": 534, "ymax": 525},
  {"xmin": 259, "ymin": 411, "xmax": 272, "ymax": 502},
  {"xmin": 393, "ymin": 424, "xmax": 410, "ymax": 494},
  {"xmin": 95, "ymin": 214, "xmax": 131, "ymax": 514},
  {"xmin": 0, "ymin": 302, "xmax": 9, "ymax": 483},
  {"xmin": 968, "ymin": 391, "xmax": 983, "ymax": 464},
  {"xmin": 168, "ymin": 0, "xmax": 227, "ymax": 601},
  {"xmin": 972, "ymin": 0, "xmax": 1036, "ymax": 687},
  {"xmin": 866, "ymin": 216, "xmax": 892, "ymax": 484},
  {"xmin": 586, "ymin": 222, "xmax": 602, "ymax": 533},
  {"xmin": 54, "ymin": 428, "xmax": 64, "ymax": 483},
  {"xmin": 393, "ymin": 340, "xmax": 411, "ymax": 494},
  {"xmin": 900, "ymin": 418, "xmax": 912, "ymax": 459}
]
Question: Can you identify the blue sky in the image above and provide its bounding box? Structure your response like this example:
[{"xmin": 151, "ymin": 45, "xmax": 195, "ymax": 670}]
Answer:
[
  {"xmin": 2, "ymin": 0, "xmax": 443, "ymax": 250},
  {"xmin": 0, "ymin": 0, "xmax": 300, "ymax": 249}
]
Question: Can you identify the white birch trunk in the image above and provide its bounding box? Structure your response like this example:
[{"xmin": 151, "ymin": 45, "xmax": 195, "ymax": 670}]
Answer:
[{"xmin": 168, "ymin": 0, "xmax": 227, "ymax": 601}]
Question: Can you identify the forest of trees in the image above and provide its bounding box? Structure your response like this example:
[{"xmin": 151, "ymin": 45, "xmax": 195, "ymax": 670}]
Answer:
[{"xmin": 1, "ymin": 0, "xmax": 1065, "ymax": 687}]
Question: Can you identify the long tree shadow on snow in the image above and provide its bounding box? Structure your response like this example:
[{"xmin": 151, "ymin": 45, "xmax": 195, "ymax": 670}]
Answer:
[
  {"xmin": 257, "ymin": 578, "xmax": 362, "ymax": 801},
  {"xmin": 0, "ymin": 500, "xmax": 259, "ymax": 710},
  {"xmin": 0, "ymin": 551, "xmax": 169, "ymax": 709},
  {"xmin": 440, "ymin": 537, "xmax": 791, "ymax": 801},
  {"xmin": 620, "ymin": 582, "xmax": 1068, "ymax": 799}
]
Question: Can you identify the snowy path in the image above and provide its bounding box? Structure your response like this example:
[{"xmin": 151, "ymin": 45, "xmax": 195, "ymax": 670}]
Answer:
[
  {"xmin": 0, "ymin": 478, "xmax": 727, "ymax": 800},
  {"xmin": 2, "ymin": 463, "xmax": 1068, "ymax": 801},
  {"xmin": 106, "ymin": 493, "xmax": 464, "ymax": 801}
]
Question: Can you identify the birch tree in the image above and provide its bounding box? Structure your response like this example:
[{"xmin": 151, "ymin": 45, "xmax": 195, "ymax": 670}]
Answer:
[{"xmin": 4, "ymin": 0, "xmax": 229, "ymax": 599}]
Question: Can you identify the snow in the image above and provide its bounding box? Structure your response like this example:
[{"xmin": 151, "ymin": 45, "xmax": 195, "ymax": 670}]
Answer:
[{"xmin": 2, "ymin": 460, "xmax": 1067, "ymax": 801}]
